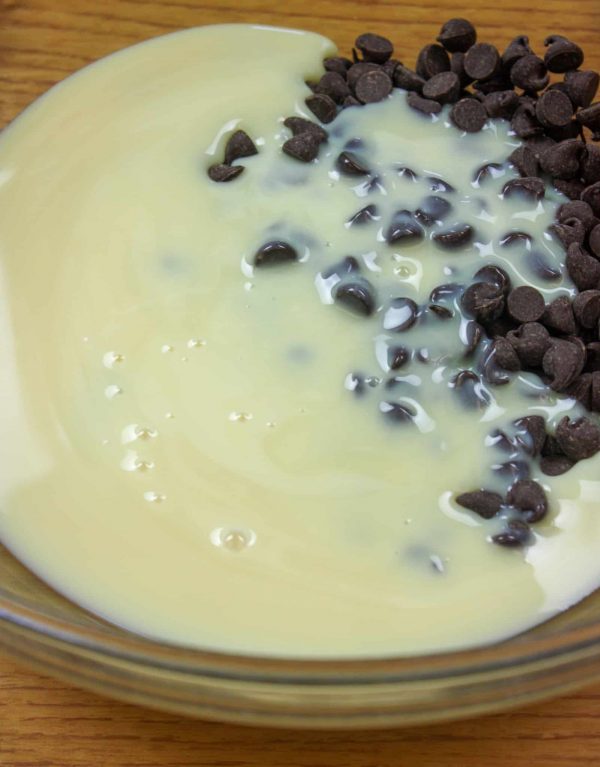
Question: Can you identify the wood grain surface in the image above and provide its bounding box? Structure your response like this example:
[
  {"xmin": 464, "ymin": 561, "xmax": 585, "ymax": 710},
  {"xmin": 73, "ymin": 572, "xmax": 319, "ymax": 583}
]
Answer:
[{"xmin": 1, "ymin": 0, "xmax": 600, "ymax": 764}]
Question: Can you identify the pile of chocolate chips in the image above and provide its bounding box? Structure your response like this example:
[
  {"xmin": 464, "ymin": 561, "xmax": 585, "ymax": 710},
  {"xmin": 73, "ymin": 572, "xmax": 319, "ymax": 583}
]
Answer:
[{"xmin": 208, "ymin": 20, "xmax": 600, "ymax": 548}]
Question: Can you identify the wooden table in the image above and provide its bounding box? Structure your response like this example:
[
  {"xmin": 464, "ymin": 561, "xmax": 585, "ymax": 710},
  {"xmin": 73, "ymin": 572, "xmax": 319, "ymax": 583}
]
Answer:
[{"xmin": 1, "ymin": 0, "xmax": 600, "ymax": 764}]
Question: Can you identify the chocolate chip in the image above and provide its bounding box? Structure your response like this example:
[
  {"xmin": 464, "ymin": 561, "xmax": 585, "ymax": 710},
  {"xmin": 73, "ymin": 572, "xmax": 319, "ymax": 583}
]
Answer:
[
  {"xmin": 510, "ymin": 54, "xmax": 549, "ymax": 91},
  {"xmin": 507, "ymin": 286, "xmax": 545, "ymax": 324},
  {"xmin": 323, "ymin": 56, "xmax": 352, "ymax": 76},
  {"xmin": 586, "ymin": 343, "xmax": 600, "ymax": 372},
  {"xmin": 305, "ymin": 93, "xmax": 337, "ymax": 123},
  {"xmin": 484, "ymin": 90, "xmax": 520, "ymax": 120},
  {"xmin": 282, "ymin": 132, "xmax": 321, "ymax": 162},
  {"xmin": 493, "ymin": 337, "xmax": 521, "ymax": 371},
  {"xmin": 492, "ymin": 519, "xmax": 532, "ymax": 547},
  {"xmin": 430, "ymin": 282, "xmax": 464, "ymax": 303},
  {"xmin": 495, "ymin": 460, "xmax": 532, "ymax": 482},
  {"xmin": 591, "ymin": 371, "xmax": 600, "ymax": 412},
  {"xmin": 463, "ymin": 320, "xmax": 484, "ymax": 356},
  {"xmin": 343, "ymin": 95, "xmax": 361, "ymax": 109},
  {"xmin": 473, "ymin": 162, "xmax": 504, "ymax": 186},
  {"xmin": 577, "ymin": 103, "xmax": 600, "ymax": 132},
  {"xmin": 223, "ymin": 130, "xmax": 258, "ymax": 165},
  {"xmin": 461, "ymin": 283, "xmax": 504, "ymax": 323},
  {"xmin": 406, "ymin": 91, "xmax": 442, "ymax": 115},
  {"xmin": 566, "ymin": 243, "xmax": 600, "ymax": 290},
  {"xmin": 511, "ymin": 101, "xmax": 543, "ymax": 139},
  {"xmin": 564, "ymin": 70, "xmax": 600, "ymax": 108},
  {"xmin": 254, "ymin": 240, "xmax": 298, "ymax": 267},
  {"xmin": 346, "ymin": 62, "xmax": 379, "ymax": 89},
  {"xmin": 590, "ymin": 224, "xmax": 600, "ymax": 257},
  {"xmin": 541, "ymin": 455, "xmax": 575, "ymax": 475},
  {"xmin": 355, "ymin": 33, "xmax": 394, "ymax": 64},
  {"xmin": 450, "ymin": 52, "xmax": 473, "ymax": 88},
  {"xmin": 207, "ymin": 163, "xmax": 244, "ymax": 183},
  {"xmin": 388, "ymin": 345, "xmax": 410, "ymax": 370},
  {"xmin": 450, "ymin": 98, "xmax": 487, "ymax": 132},
  {"xmin": 555, "ymin": 415, "xmax": 600, "ymax": 461},
  {"xmin": 386, "ymin": 210, "xmax": 424, "ymax": 245},
  {"xmin": 535, "ymin": 89, "xmax": 574, "ymax": 129},
  {"xmin": 355, "ymin": 69, "xmax": 393, "ymax": 104},
  {"xmin": 451, "ymin": 370, "xmax": 490, "ymax": 410},
  {"xmin": 502, "ymin": 177, "xmax": 545, "ymax": 201},
  {"xmin": 473, "ymin": 73, "xmax": 513, "ymax": 95},
  {"xmin": 474, "ymin": 264, "xmax": 512, "ymax": 294},
  {"xmin": 347, "ymin": 204, "xmax": 379, "ymax": 227},
  {"xmin": 464, "ymin": 43, "xmax": 500, "ymax": 82},
  {"xmin": 393, "ymin": 65, "xmax": 426, "ymax": 92},
  {"xmin": 416, "ymin": 44, "xmax": 451, "ymax": 79},
  {"xmin": 486, "ymin": 315, "xmax": 520, "ymax": 339},
  {"xmin": 543, "ymin": 338, "xmax": 586, "ymax": 390},
  {"xmin": 321, "ymin": 256, "xmax": 360, "ymax": 279},
  {"xmin": 502, "ymin": 35, "xmax": 532, "ymax": 70},
  {"xmin": 544, "ymin": 35, "xmax": 584, "ymax": 73},
  {"xmin": 529, "ymin": 251, "xmax": 561, "ymax": 282},
  {"xmin": 432, "ymin": 223, "xmax": 474, "ymax": 248},
  {"xmin": 507, "ymin": 479, "xmax": 548, "ymax": 523},
  {"xmin": 573, "ymin": 290, "xmax": 600, "ymax": 328},
  {"xmin": 344, "ymin": 137, "xmax": 366, "ymax": 151},
  {"xmin": 437, "ymin": 18, "xmax": 477, "ymax": 53},
  {"xmin": 581, "ymin": 182, "xmax": 600, "ymax": 217},
  {"xmin": 582, "ymin": 145, "xmax": 600, "ymax": 185},
  {"xmin": 379, "ymin": 400, "xmax": 417, "ymax": 424},
  {"xmin": 456, "ymin": 489, "xmax": 502, "ymax": 519},
  {"xmin": 546, "ymin": 120, "xmax": 583, "ymax": 143},
  {"xmin": 539, "ymin": 138, "xmax": 584, "ymax": 179},
  {"xmin": 415, "ymin": 195, "xmax": 452, "ymax": 226},
  {"xmin": 500, "ymin": 231, "xmax": 532, "ymax": 248},
  {"xmin": 283, "ymin": 116, "xmax": 328, "ymax": 143},
  {"xmin": 508, "ymin": 144, "xmax": 540, "ymax": 176},
  {"xmin": 334, "ymin": 279, "xmax": 376, "ymax": 317},
  {"xmin": 543, "ymin": 296, "xmax": 578, "ymax": 335},
  {"xmin": 383, "ymin": 297, "xmax": 419, "ymax": 332},
  {"xmin": 428, "ymin": 303, "xmax": 453, "ymax": 320},
  {"xmin": 396, "ymin": 166, "xmax": 419, "ymax": 182},
  {"xmin": 382, "ymin": 59, "xmax": 400, "ymax": 79},
  {"xmin": 507, "ymin": 322, "xmax": 552, "ymax": 367},
  {"xmin": 513, "ymin": 415, "xmax": 547, "ymax": 456},
  {"xmin": 554, "ymin": 178, "xmax": 585, "ymax": 200},
  {"xmin": 550, "ymin": 218, "xmax": 585, "ymax": 248},
  {"xmin": 558, "ymin": 200, "xmax": 597, "ymax": 231},
  {"xmin": 481, "ymin": 347, "xmax": 511, "ymax": 385},
  {"xmin": 525, "ymin": 134, "xmax": 559, "ymax": 160},
  {"xmin": 315, "ymin": 72, "xmax": 350, "ymax": 104},
  {"xmin": 336, "ymin": 151, "xmax": 370, "ymax": 176},
  {"xmin": 427, "ymin": 176, "xmax": 455, "ymax": 193},
  {"xmin": 422, "ymin": 71, "xmax": 461, "ymax": 104},
  {"xmin": 542, "ymin": 434, "xmax": 563, "ymax": 457}
]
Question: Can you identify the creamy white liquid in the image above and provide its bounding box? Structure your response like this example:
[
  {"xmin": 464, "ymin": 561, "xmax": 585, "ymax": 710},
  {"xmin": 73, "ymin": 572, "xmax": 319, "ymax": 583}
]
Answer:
[{"xmin": 1, "ymin": 24, "xmax": 600, "ymax": 658}]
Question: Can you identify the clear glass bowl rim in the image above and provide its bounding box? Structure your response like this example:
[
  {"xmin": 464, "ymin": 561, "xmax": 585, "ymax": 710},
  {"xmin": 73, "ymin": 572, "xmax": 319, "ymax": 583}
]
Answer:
[{"xmin": 4, "ymin": 588, "xmax": 600, "ymax": 685}]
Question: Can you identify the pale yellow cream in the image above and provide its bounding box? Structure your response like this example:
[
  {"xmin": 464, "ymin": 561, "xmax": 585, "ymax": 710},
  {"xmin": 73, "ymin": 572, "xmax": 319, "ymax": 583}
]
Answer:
[{"xmin": 0, "ymin": 24, "xmax": 599, "ymax": 658}]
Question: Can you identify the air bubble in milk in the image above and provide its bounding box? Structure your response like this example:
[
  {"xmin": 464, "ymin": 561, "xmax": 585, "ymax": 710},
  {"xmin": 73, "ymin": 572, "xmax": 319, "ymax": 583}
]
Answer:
[
  {"xmin": 187, "ymin": 338, "xmax": 206, "ymax": 349},
  {"xmin": 144, "ymin": 491, "xmax": 166, "ymax": 503},
  {"xmin": 122, "ymin": 424, "xmax": 158, "ymax": 444},
  {"xmin": 229, "ymin": 411, "xmax": 253, "ymax": 422},
  {"xmin": 120, "ymin": 450, "xmax": 155, "ymax": 472},
  {"xmin": 103, "ymin": 351, "xmax": 125, "ymax": 369},
  {"xmin": 161, "ymin": 344, "xmax": 174, "ymax": 354},
  {"xmin": 104, "ymin": 384, "xmax": 122, "ymax": 399},
  {"xmin": 210, "ymin": 526, "xmax": 257, "ymax": 552}
]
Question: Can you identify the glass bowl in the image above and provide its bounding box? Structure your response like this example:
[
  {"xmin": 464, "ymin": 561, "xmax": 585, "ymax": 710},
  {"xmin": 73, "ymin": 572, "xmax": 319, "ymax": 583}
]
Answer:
[{"xmin": 2, "ymin": 540, "xmax": 600, "ymax": 728}]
